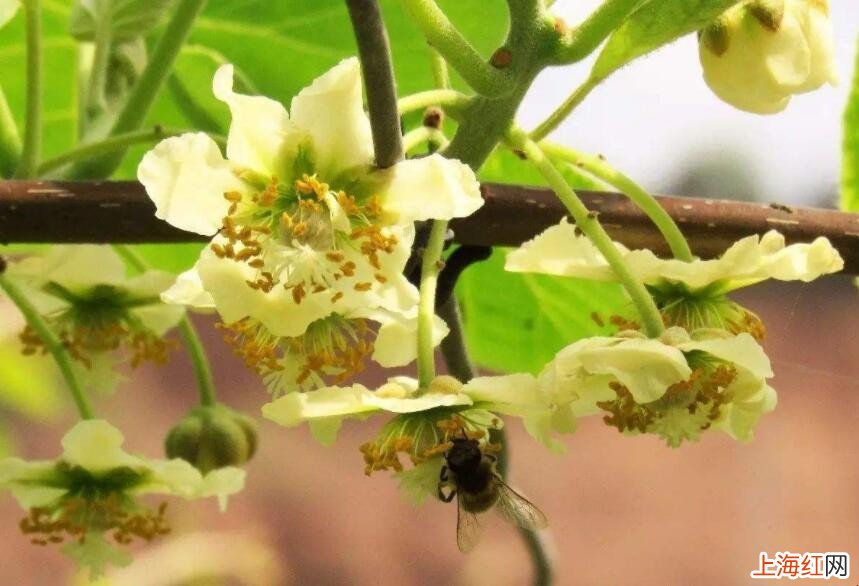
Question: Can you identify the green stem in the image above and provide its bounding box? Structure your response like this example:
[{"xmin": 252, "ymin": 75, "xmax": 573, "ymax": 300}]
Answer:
[
  {"xmin": 530, "ymin": 76, "xmax": 597, "ymax": 141},
  {"xmin": 399, "ymin": 0, "xmax": 511, "ymax": 96},
  {"xmin": 0, "ymin": 84, "xmax": 21, "ymax": 177},
  {"xmin": 402, "ymin": 126, "xmax": 448, "ymax": 152},
  {"xmin": 429, "ymin": 47, "xmax": 450, "ymax": 90},
  {"xmin": 508, "ymin": 128, "xmax": 664, "ymax": 337},
  {"xmin": 540, "ymin": 142, "xmax": 693, "ymax": 261},
  {"xmin": 0, "ymin": 270, "xmax": 94, "ymax": 419},
  {"xmin": 417, "ymin": 220, "xmax": 449, "ymax": 388},
  {"xmin": 113, "ymin": 245, "xmax": 217, "ymax": 407},
  {"xmin": 84, "ymin": 20, "xmax": 112, "ymax": 125},
  {"xmin": 177, "ymin": 316, "xmax": 217, "ymax": 407},
  {"xmin": 398, "ymin": 90, "xmax": 471, "ymax": 117},
  {"xmin": 552, "ymin": 0, "xmax": 644, "ymax": 64},
  {"xmin": 37, "ymin": 127, "xmax": 199, "ymax": 176},
  {"xmin": 14, "ymin": 0, "xmax": 42, "ymax": 179},
  {"xmin": 67, "ymin": 0, "xmax": 209, "ymax": 179}
]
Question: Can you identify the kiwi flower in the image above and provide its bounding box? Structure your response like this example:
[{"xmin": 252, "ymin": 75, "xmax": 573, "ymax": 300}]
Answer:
[
  {"xmin": 0, "ymin": 419, "xmax": 244, "ymax": 577},
  {"xmin": 4, "ymin": 245, "xmax": 184, "ymax": 391},
  {"xmin": 0, "ymin": 0, "xmax": 17, "ymax": 28},
  {"xmin": 139, "ymin": 57, "xmax": 481, "ymax": 391},
  {"xmin": 540, "ymin": 327, "xmax": 776, "ymax": 447},
  {"xmin": 507, "ymin": 220, "xmax": 843, "ymax": 338},
  {"xmin": 262, "ymin": 374, "xmax": 575, "ymax": 502},
  {"xmin": 698, "ymin": 0, "xmax": 837, "ymax": 114}
]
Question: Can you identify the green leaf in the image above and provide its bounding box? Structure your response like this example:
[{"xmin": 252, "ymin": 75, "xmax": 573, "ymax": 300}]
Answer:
[
  {"xmin": 842, "ymin": 38, "xmax": 859, "ymax": 212},
  {"xmin": 69, "ymin": 0, "xmax": 172, "ymax": 42},
  {"xmin": 592, "ymin": 0, "xmax": 742, "ymax": 80},
  {"xmin": 0, "ymin": 341, "xmax": 63, "ymax": 420},
  {"xmin": 456, "ymin": 249, "xmax": 628, "ymax": 375}
]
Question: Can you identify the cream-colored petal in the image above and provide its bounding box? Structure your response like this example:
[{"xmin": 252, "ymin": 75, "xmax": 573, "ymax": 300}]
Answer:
[
  {"xmin": 555, "ymin": 337, "xmax": 691, "ymax": 404},
  {"xmin": 161, "ymin": 267, "xmax": 215, "ymax": 309},
  {"xmin": 139, "ymin": 459, "xmax": 204, "ymax": 498},
  {"xmin": 213, "ymin": 64, "xmax": 294, "ymax": 176},
  {"xmin": 376, "ymin": 154, "xmax": 483, "ymax": 224},
  {"xmin": 397, "ymin": 458, "xmax": 444, "ymax": 506},
  {"xmin": 261, "ymin": 384, "xmax": 376, "ymax": 428},
  {"xmin": 463, "ymin": 373, "xmax": 541, "ymax": 408},
  {"xmin": 61, "ymin": 420, "xmax": 141, "ymax": 471},
  {"xmin": 505, "ymin": 219, "xmax": 620, "ymax": 280},
  {"xmin": 290, "ymin": 57, "xmax": 373, "ymax": 177},
  {"xmin": 195, "ymin": 245, "xmax": 334, "ymax": 337},
  {"xmin": 138, "ymin": 133, "xmax": 243, "ymax": 235},
  {"xmin": 368, "ymin": 308, "xmax": 448, "ymax": 368},
  {"xmin": 198, "ymin": 467, "xmax": 246, "ymax": 512},
  {"xmin": 0, "ymin": 0, "xmax": 19, "ymax": 28},
  {"xmin": 679, "ymin": 333, "xmax": 774, "ymax": 379},
  {"xmin": 8, "ymin": 245, "xmax": 126, "ymax": 289},
  {"xmin": 364, "ymin": 391, "xmax": 472, "ymax": 413},
  {"xmin": 792, "ymin": 0, "xmax": 838, "ymax": 91}
]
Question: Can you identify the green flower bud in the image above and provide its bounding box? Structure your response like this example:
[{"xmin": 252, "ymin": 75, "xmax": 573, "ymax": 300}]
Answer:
[
  {"xmin": 698, "ymin": 0, "xmax": 836, "ymax": 114},
  {"xmin": 165, "ymin": 404, "xmax": 258, "ymax": 473}
]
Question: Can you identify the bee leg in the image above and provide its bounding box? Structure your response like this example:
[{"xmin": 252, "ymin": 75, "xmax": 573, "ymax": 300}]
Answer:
[
  {"xmin": 440, "ymin": 465, "xmax": 449, "ymax": 483},
  {"xmin": 438, "ymin": 484, "xmax": 456, "ymax": 503},
  {"xmin": 486, "ymin": 454, "xmax": 498, "ymax": 463}
]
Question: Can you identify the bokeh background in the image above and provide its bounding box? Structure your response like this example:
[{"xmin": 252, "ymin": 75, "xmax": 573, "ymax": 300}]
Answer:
[{"xmin": 0, "ymin": 0, "xmax": 858, "ymax": 584}]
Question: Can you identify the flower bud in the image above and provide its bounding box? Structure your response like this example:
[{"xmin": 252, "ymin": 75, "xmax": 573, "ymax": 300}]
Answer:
[
  {"xmin": 698, "ymin": 0, "xmax": 837, "ymax": 114},
  {"xmin": 165, "ymin": 404, "xmax": 258, "ymax": 473}
]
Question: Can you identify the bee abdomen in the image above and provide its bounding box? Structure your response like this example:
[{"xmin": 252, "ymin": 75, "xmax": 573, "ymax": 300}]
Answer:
[{"xmin": 460, "ymin": 487, "xmax": 500, "ymax": 514}]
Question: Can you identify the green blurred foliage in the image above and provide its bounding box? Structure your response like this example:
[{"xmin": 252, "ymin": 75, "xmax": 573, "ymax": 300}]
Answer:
[{"xmin": 842, "ymin": 39, "xmax": 859, "ymax": 212}]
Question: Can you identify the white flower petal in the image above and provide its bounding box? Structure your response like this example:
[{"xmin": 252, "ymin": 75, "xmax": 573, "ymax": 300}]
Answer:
[
  {"xmin": 261, "ymin": 384, "xmax": 375, "ymax": 437},
  {"xmin": 138, "ymin": 133, "xmax": 243, "ymax": 235},
  {"xmin": 508, "ymin": 223, "xmax": 843, "ymax": 291},
  {"xmin": 161, "ymin": 267, "xmax": 215, "ymax": 310},
  {"xmin": 678, "ymin": 333, "xmax": 774, "ymax": 379},
  {"xmin": 505, "ymin": 219, "xmax": 619, "ymax": 280},
  {"xmin": 368, "ymin": 308, "xmax": 448, "ymax": 368},
  {"xmin": 0, "ymin": 0, "xmax": 19, "ymax": 28},
  {"xmin": 290, "ymin": 57, "xmax": 373, "ymax": 177},
  {"xmin": 61, "ymin": 420, "xmax": 141, "ymax": 471},
  {"xmin": 198, "ymin": 467, "xmax": 246, "ymax": 512},
  {"xmin": 8, "ymin": 245, "xmax": 126, "ymax": 289},
  {"xmin": 376, "ymin": 154, "xmax": 483, "ymax": 224},
  {"xmin": 364, "ymin": 391, "xmax": 472, "ymax": 413},
  {"xmin": 213, "ymin": 64, "xmax": 294, "ymax": 176}
]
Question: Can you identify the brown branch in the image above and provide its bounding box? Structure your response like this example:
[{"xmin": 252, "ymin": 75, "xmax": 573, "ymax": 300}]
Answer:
[{"xmin": 2, "ymin": 180, "xmax": 859, "ymax": 274}]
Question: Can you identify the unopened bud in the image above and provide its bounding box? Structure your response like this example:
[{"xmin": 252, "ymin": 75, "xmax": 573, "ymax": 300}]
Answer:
[
  {"xmin": 166, "ymin": 404, "xmax": 258, "ymax": 473},
  {"xmin": 698, "ymin": 0, "xmax": 836, "ymax": 114}
]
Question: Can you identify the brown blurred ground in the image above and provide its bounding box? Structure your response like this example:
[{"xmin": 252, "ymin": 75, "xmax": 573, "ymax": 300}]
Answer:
[{"xmin": 0, "ymin": 276, "xmax": 857, "ymax": 585}]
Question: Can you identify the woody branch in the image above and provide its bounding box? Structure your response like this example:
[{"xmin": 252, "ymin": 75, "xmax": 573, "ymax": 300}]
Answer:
[{"xmin": 1, "ymin": 180, "xmax": 858, "ymax": 273}]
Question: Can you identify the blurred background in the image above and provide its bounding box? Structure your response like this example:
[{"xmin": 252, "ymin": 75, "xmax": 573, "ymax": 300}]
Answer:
[{"xmin": 0, "ymin": 1, "xmax": 857, "ymax": 585}]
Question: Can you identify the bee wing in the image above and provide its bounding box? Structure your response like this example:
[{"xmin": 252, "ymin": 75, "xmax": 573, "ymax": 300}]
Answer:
[
  {"xmin": 456, "ymin": 495, "xmax": 484, "ymax": 553},
  {"xmin": 494, "ymin": 479, "xmax": 548, "ymax": 531}
]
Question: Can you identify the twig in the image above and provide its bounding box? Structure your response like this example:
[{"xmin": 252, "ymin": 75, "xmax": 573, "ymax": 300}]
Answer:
[
  {"xmin": 1, "ymin": 180, "xmax": 858, "ymax": 273},
  {"xmin": 346, "ymin": 0, "xmax": 403, "ymax": 168}
]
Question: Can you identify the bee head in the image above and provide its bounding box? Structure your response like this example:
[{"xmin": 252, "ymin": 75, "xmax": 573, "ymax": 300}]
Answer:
[{"xmin": 445, "ymin": 437, "xmax": 483, "ymax": 473}]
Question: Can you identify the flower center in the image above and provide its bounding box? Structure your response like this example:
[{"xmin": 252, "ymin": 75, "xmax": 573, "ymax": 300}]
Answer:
[
  {"xmin": 19, "ymin": 464, "xmax": 169, "ymax": 547},
  {"xmin": 217, "ymin": 314, "xmax": 377, "ymax": 393},
  {"xmin": 596, "ymin": 363, "xmax": 738, "ymax": 446},
  {"xmin": 212, "ymin": 169, "xmax": 394, "ymax": 303},
  {"xmin": 19, "ymin": 284, "xmax": 175, "ymax": 367},
  {"xmin": 359, "ymin": 413, "xmax": 500, "ymax": 475}
]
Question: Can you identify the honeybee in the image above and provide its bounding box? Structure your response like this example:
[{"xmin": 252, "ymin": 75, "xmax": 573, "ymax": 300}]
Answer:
[{"xmin": 438, "ymin": 436, "xmax": 548, "ymax": 552}]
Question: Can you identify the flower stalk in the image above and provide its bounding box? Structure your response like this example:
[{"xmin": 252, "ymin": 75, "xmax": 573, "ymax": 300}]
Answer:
[
  {"xmin": 0, "ymin": 264, "xmax": 94, "ymax": 419},
  {"xmin": 540, "ymin": 141, "xmax": 693, "ymax": 261},
  {"xmin": 113, "ymin": 245, "xmax": 217, "ymax": 407},
  {"xmin": 0, "ymin": 84, "xmax": 21, "ymax": 177},
  {"xmin": 507, "ymin": 126, "xmax": 664, "ymax": 337},
  {"xmin": 67, "ymin": 0, "xmax": 209, "ymax": 179},
  {"xmin": 417, "ymin": 220, "xmax": 449, "ymax": 388},
  {"xmin": 14, "ymin": 0, "xmax": 42, "ymax": 179}
]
